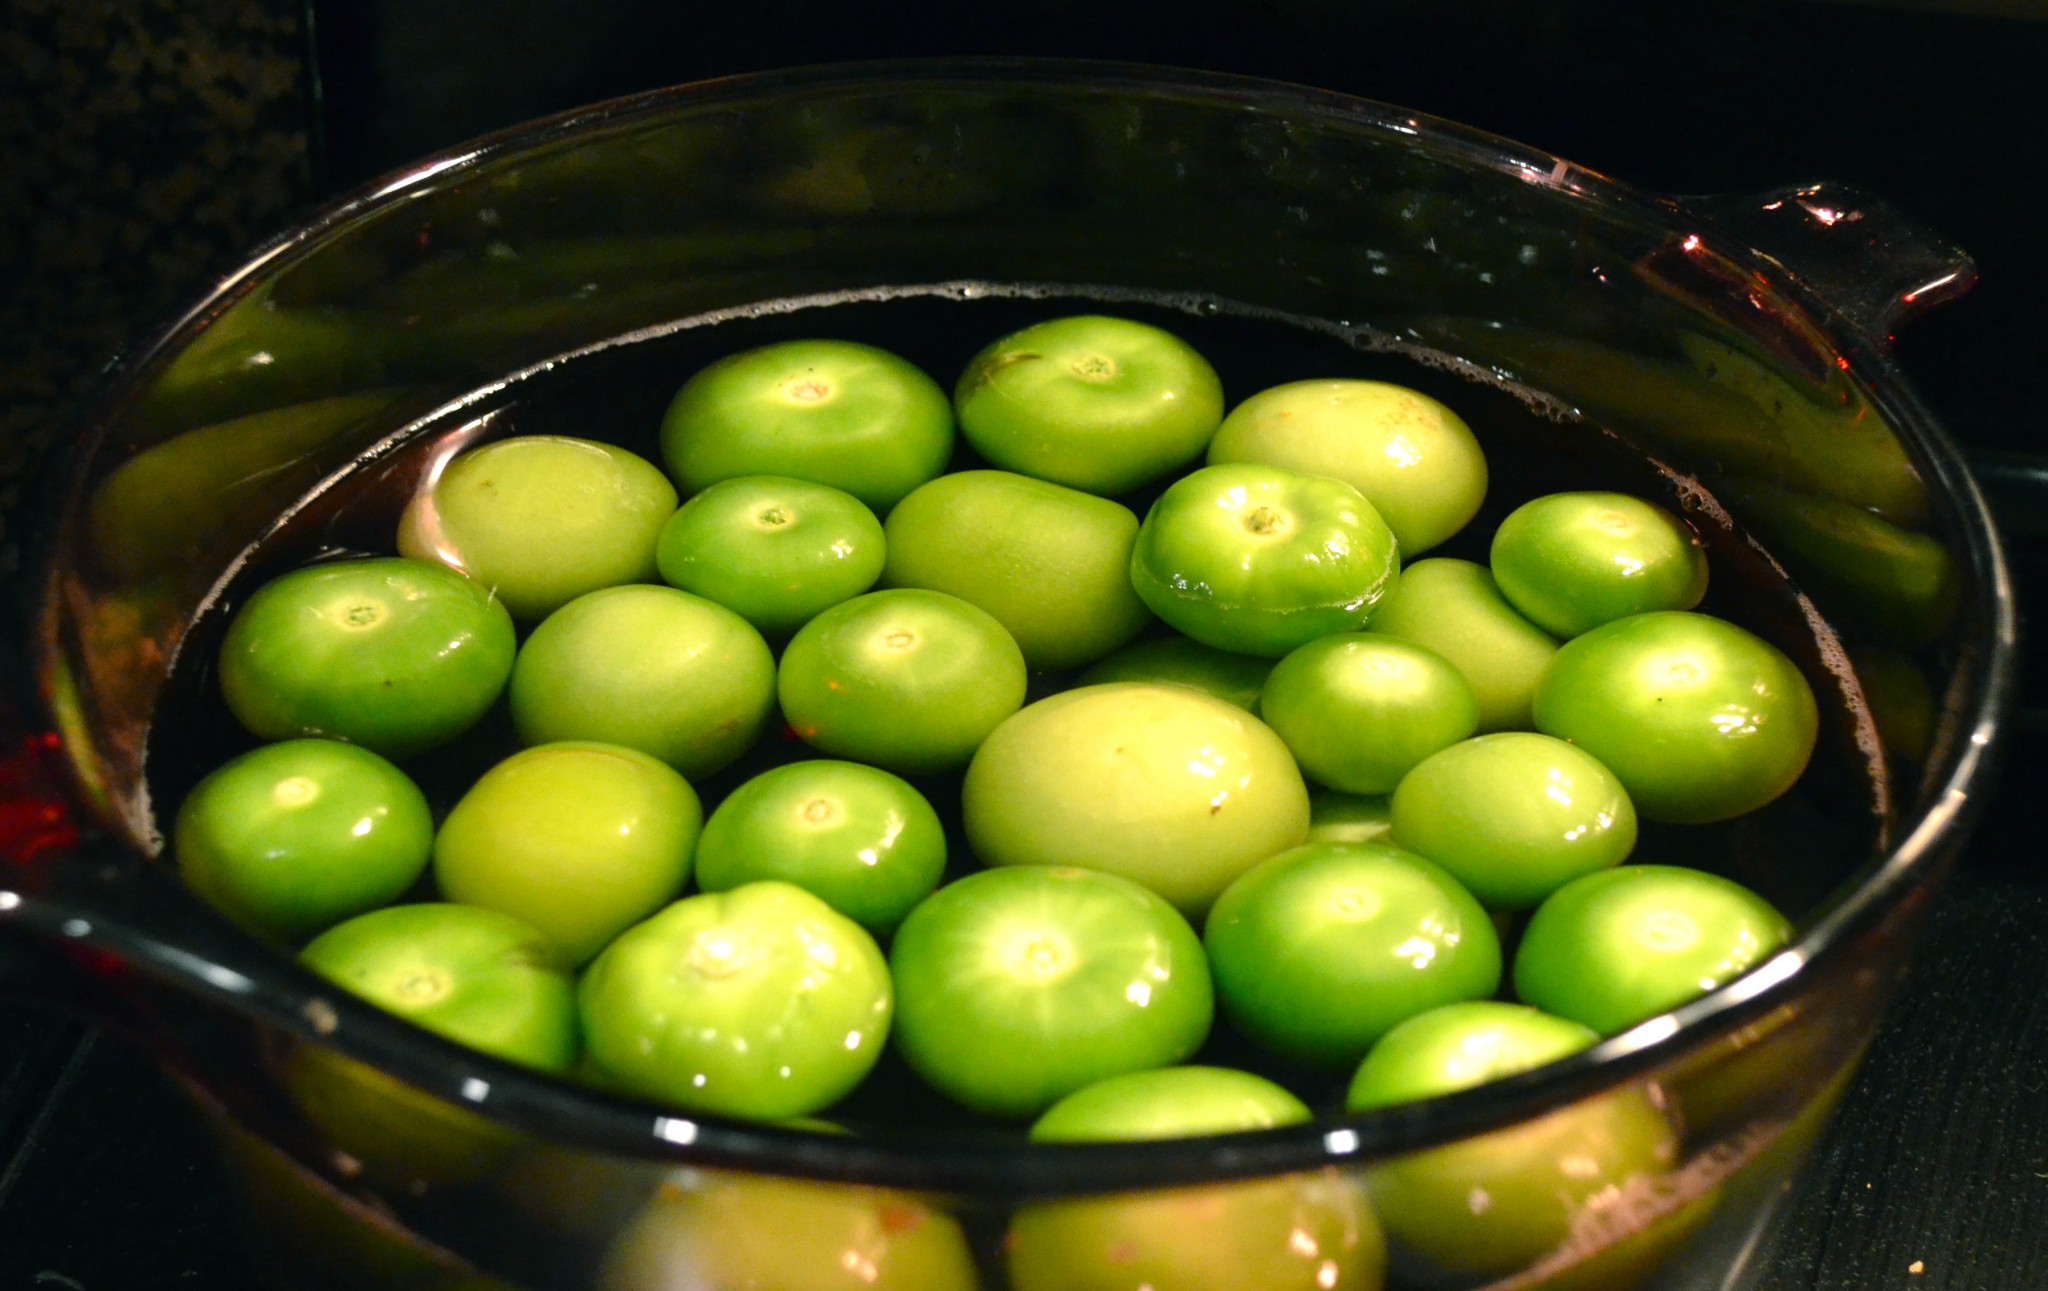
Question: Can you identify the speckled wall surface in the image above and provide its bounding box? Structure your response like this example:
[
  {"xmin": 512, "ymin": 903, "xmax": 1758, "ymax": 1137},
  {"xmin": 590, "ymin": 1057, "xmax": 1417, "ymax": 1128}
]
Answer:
[
  {"xmin": 0, "ymin": 12, "xmax": 312, "ymax": 1263},
  {"xmin": 0, "ymin": 0, "xmax": 313, "ymax": 564}
]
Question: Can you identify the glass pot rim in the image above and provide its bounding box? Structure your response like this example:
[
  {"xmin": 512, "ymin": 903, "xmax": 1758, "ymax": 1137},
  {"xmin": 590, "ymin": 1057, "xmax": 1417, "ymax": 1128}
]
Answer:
[{"xmin": 28, "ymin": 56, "xmax": 2019, "ymax": 1196}]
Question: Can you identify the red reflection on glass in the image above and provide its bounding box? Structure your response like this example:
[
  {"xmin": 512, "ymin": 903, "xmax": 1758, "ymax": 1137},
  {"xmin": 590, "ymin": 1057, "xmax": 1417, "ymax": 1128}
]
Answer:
[{"xmin": 0, "ymin": 730, "xmax": 79, "ymax": 865}]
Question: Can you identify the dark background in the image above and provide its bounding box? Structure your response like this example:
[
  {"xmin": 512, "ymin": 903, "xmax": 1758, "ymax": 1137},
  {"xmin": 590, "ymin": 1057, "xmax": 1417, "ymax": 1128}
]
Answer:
[{"xmin": 2, "ymin": 1, "xmax": 2046, "ymax": 1287}]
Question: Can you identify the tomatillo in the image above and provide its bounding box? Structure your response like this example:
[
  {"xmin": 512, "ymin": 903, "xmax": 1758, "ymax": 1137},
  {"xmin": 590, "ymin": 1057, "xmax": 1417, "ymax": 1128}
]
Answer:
[
  {"xmin": 1207, "ymin": 378, "xmax": 1488, "ymax": 555},
  {"xmin": 954, "ymin": 314, "xmax": 1224, "ymax": 496},
  {"xmin": 218, "ymin": 556, "xmax": 515, "ymax": 758},
  {"xmin": 600, "ymin": 1171, "xmax": 977, "ymax": 1291},
  {"xmin": 508, "ymin": 584, "xmax": 776, "ymax": 779},
  {"xmin": 660, "ymin": 339, "xmax": 953, "ymax": 510},
  {"xmin": 654, "ymin": 474, "xmax": 886, "ymax": 638},
  {"xmin": 1389, "ymin": 732, "xmax": 1637, "ymax": 911},
  {"xmin": 1346, "ymin": 1001, "xmax": 1598, "ymax": 1110},
  {"xmin": 888, "ymin": 867, "xmax": 1212, "ymax": 1119},
  {"xmin": 1489, "ymin": 491, "xmax": 1709, "ymax": 638},
  {"xmin": 1532, "ymin": 610, "xmax": 1819, "ymax": 823},
  {"xmin": 1008, "ymin": 1172, "xmax": 1386, "ymax": 1291},
  {"xmin": 962, "ymin": 683, "xmax": 1309, "ymax": 917},
  {"xmin": 398, "ymin": 435, "xmax": 677, "ymax": 621},
  {"xmin": 778, "ymin": 588, "xmax": 1027, "ymax": 775},
  {"xmin": 299, "ymin": 903, "xmax": 579, "ymax": 1072},
  {"xmin": 176, "ymin": 738, "xmax": 433, "ymax": 944},
  {"xmin": 433, "ymin": 741, "xmax": 702, "ymax": 966},
  {"xmin": 881, "ymin": 469, "xmax": 1152, "ymax": 670},
  {"xmin": 580, "ymin": 882, "xmax": 893, "ymax": 1121},
  {"xmin": 1362, "ymin": 1087, "xmax": 1679, "ymax": 1284},
  {"xmin": 1030, "ymin": 1066, "xmax": 1310, "ymax": 1142},
  {"xmin": 1348, "ymin": 998, "xmax": 1683, "ymax": 1287},
  {"xmin": 1260, "ymin": 633, "xmax": 1478, "ymax": 795},
  {"xmin": 1514, "ymin": 865, "xmax": 1792, "ymax": 1035},
  {"xmin": 1130, "ymin": 463, "xmax": 1400, "ymax": 658},
  {"xmin": 1011, "ymin": 1073, "xmax": 1365, "ymax": 1291},
  {"xmin": 1204, "ymin": 841, "xmax": 1500, "ymax": 1070},
  {"xmin": 693, "ymin": 760, "xmax": 947, "ymax": 936}
]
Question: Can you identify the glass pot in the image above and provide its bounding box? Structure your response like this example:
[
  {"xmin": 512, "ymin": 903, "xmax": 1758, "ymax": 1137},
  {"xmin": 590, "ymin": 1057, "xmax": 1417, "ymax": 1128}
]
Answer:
[{"xmin": 0, "ymin": 61, "xmax": 2016, "ymax": 1291}]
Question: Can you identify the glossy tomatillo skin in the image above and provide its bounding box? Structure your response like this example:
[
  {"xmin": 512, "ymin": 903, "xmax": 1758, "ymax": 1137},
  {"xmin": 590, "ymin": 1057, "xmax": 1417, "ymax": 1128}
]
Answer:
[
  {"xmin": 509, "ymin": 584, "xmax": 776, "ymax": 779},
  {"xmin": 1130, "ymin": 463, "xmax": 1401, "ymax": 658},
  {"xmin": 881, "ymin": 469, "xmax": 1152, "ymax": 670},
  {"xmin": 1348, "ymin": 1001, "xmax": 1682, "ymax": 1286},
  {"xmin": 1346, "ymin": 1001, "xmax": 1598, "ymax": 1111},
  {"xmin": 692, "ymin": 760, "xmax": 947, "ymax": 936},
  {"xmin": 1203, "ymin": 841, "xmax": 1500, "ymax": 1070},
  {"xmin": 660, "ymin": 339, "xmax": 954, "ymax": 510},
  {"xmin": 300, "ymin": 903, "xmax": 579, "ymax": 1072},
  {"xmin": 176, "ymin": 738, "xmax": 433, "ymax": 944},
  {"xmin": 1260, "ymin": 633, "xmax": 1478, "ymax": 795},
  {"xmin": 1489, "ymin": 491, "xmax": 1709, "ymax": 638},
  {"xmin": 1389, "ymin": 732, "xmax": 1637, "ymax": 912},
  {"xmin": 1533, "ymin": 610, "xmax": 1819, "ymax": 823},
  {"xmin": 1030, "ymin": 1065, "xmax": 1310, "ymax": 1142},
  {"xmin": 954, "ymin": 314, "xmax": 1225, "ymax": 496},
  {"xmin": 1012, "ymin": 1064, "xmax": 1376, "ymax": 1291},
  {"xmin": 1364, "ymin": 557, "xmax": 1557, "ymax": 733},
  {"xmin": 398, "ymin": 435, "xmax": 677, "ymax": 621},
  {"xmin": 778, "ymin": 588, "xmax": 1027, "ymax": 774},
  {"xmin": 1514, "ymin": 865, "xmax": 1792, "ymax": 1035},
  {"xmin": 579, "ymin": 882, "xmax": 892, "ymax": 1121},
  {"xmin": 1007, "ymin": 1170, "xmax": 1387, "ymax": 1291},
  {"xmin": 1207, "ymin": 378, "xmax": 1488, "ymax": 555},
  {"xmin": 218, "ymin": 556, "xmax": 515, "ymax": 758},
  {"xmin": 654, "ymin": 474, "xmax": 886, "ymax": 638},
  {"xmin": 888, "ymin": 867, "xmax": 1212, "ymax": 1119},
  {"xmin": 433, "ymin": 741, "xmax": 702, "ymax": 966},
  {"xmin": 962, "ymin": 683, "xmax": 1310, "ymax": 918}
]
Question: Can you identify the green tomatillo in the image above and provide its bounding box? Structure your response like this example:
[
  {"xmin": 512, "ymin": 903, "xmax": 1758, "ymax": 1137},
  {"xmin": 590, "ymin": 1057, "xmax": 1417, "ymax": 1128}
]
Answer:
[
  {"xmin": 398, "ymin": 435, "xmax": 677, "ymax": 622},
  {"xmin": 218, "ymin": 556, "xmax": 516, "ymax": 759},
  {"xmin": 1514, "ymin": 865, "xmax": 1792, "ymax": 1035},
  {"xmin": 1207, "ymin": 378, "xmax": 1488, "ymax": 555},
  {"xmin": 881, "ymin": 469, "xmax": 1152, "ymax": 670},
  {"xmin": 580, "ymin": 882, "xmax": 893, "ymax": 1121},
  {"xmin": 888, "ymin": 866, "xmax": 1212, "ymax": 1119},
  {"xmin": 1533, "ymin": 610, "xmax": 1819, "ymax": 823},
  {"xmin": 508, "ymin": 583, "xmax": 776, "ymax": 779},
  {"xmin": 660, "ymin": 339, "xmax": 953, "ymax": 510},
  {"xmin": 177, "ymin": 738, "xmax": 433, "ymax": 944},
  {"xmin": 962, "ymin": 682, "xmax": 1309, "ymax": 918},
  {"xmin": 954, "ymin": 315, "xmax": 1224, "ymax": 496},
  {"xmin": 1204, "ymin": 841, "xmax": 1500, "ymax": 1070},
  {"xmin": 778, "ymin": 588, "xmax": 1027, "ymax": 775},
  {"xmin": 1130, "ymin": 463, "xmax": 1401, "ymax": 658},
  {"xmin": 654, "ymin": 474, "xmax": 886, "ymax": 638},
  {"xmin": 433, "ymin": 741, "xmax": 702, "ymax": 966},
  {"xmin": 1489, "ymin": 491, "xmax": 1709, "ymax": 638}
]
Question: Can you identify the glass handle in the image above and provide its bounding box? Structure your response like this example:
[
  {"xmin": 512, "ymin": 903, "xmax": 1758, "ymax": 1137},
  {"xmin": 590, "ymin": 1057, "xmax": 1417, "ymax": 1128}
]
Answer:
[{"xmin": 1669, "ymin": 182, "xmax": 1978, "ymax": 352}]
